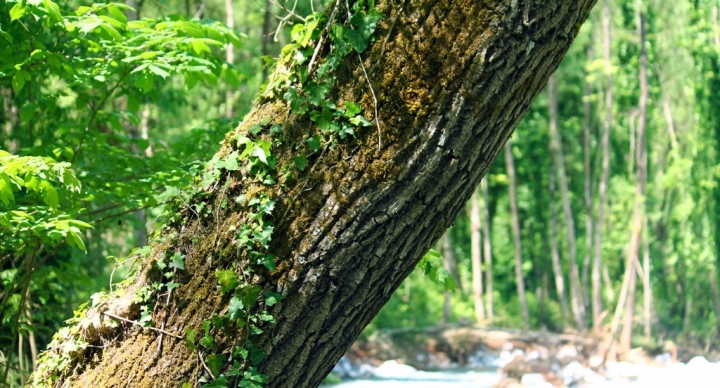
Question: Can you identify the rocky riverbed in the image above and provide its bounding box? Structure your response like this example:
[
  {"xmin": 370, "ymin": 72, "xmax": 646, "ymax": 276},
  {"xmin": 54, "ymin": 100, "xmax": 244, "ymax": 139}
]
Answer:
[{"xmin": 328, "ymin": 326, "xmax": 720, "ymax": 387}]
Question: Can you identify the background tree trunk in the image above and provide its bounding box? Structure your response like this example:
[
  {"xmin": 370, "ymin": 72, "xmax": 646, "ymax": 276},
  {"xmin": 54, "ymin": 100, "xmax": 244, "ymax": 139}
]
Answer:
[
  {"xmin": 582, "ymin": 40, "xmax": 595, "ymax": 315},
  {"xmin": 549, "ymin": 161, "xmax": 570, "ymax": 321},
  {"xmin": 225, "ymin": 0, "xmax": 236, "ymax": 118},
  {"xmin": 442, "ymin": 232, "xmax": 457, "ymax": 325},
  {"xmin": 37, "ymin": 1, "xmax": 597, "ymax": 387},
  {"xmin": 548, "ymin": 73, "xmax": 586, "ymax": 331},
  {"xmin": 594, "ymin": 0, "xmax": 613, "ymax": 332},
  {"xmin": 470, "ymin": 190, "xmax": 486, "ymax": 324},
  {"xmin": 482, "ymin": 177, "xmax": 494, "ymax": 325},
  {"xmin": 505, "ymin": 139, "xmax": 530, "ymax": 330}
]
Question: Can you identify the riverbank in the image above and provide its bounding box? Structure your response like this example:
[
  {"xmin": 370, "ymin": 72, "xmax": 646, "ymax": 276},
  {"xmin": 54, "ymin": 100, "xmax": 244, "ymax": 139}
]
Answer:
[{"xmin": 329, "ymin": 325, "xmax": 720, "ymax": 387}]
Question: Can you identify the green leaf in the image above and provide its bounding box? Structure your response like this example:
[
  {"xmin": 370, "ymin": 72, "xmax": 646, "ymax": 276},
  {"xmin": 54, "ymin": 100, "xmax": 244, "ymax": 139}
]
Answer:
[
  {"xmin": 199, "ymin": 335, "xmax": 214, "ymax": 348},
  {"xmin": 264, "ymin": 291, "xmax": 285, "ymax": 306},
  {"xmin": 228, "ymin": 296, "xmax": 244, "ymax": 320},
  {"xmin": 260, "ymin": 254, "xmax": 276, "ymax": 271},
  {"xmin": 299, "ymin": 18, "xmax": 320, "ymax": 47},
  {"xmin": 10, "ymin": 1, "xmax": 27, "ymax": 21},
  {"xmin": 170, "ymin": 252, "xmax": 185, "ymax": 270},
  {"xmin": 350, "ymin": 115, "xmax": 373, "ymax": 127},
  {"xmin": 306, "ymin": 81, "xmax": 330, "ymax": 106},
  {"xmin": 149, "ymin": 65, "xmax": 171, "ymax": 78},
  {"xmin": 191, "ymin": 39, "xmax": 211, "ymax": 54},
  {"xmin": 345, "ymin": 101, "xmax": 362, "ymax": 117},
  {"xmin": 184, "ymin": 328, "xmax": 198, "ymax": 351},
  {"xmin": 12, "ymin": 70, "xmax": 30, "ymax": 93},
  {"xmin": 20, "ymin": 103, "xmax": 36, "ymax": 122},
  {"xmin": 310, "ymin": 108, "xmax": 334, "ymax": 132},
  {"xmin": 240, "ymin": 285, "xmax": 261, "ymax": 310},
  {"xmin": 215, "ymin": 269, "xmax": 239, "ymax": 295},
  {"xmin": 293, "ymin": 156, "xmax": 307, "ymax": 171},
  {"xmin": 306, "ymin": 135, "xmax": 321, "ymax": 152},
  {"xmin": 40, "ymin": 181, "xmax": 58, "ymax": 207},
  {"xmin": 345, "ymin": 30, "xmax": 368, "ymax": 53},
  {"xmin": 205, "ymin": 353, "xmax": 226, "ymax": 378},
  {"xmin": 223, "ymin": 151, "xmax": 239, "ymax": 171},
  {"xmin": 42, "ymin": 0, "xmax": 64, "ymax": 25}
]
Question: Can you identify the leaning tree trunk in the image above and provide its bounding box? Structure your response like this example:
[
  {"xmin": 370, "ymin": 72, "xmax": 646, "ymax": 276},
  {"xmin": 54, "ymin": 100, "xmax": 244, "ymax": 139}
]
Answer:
[{"xmin": 33, "ymin": 1, "xmax": 597, "ymax": 387}]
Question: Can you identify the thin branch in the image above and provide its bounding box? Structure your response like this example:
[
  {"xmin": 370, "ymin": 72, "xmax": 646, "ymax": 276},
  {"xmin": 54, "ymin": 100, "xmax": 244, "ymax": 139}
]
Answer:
[
  {"xmin": 307, "ymin": 0, "xmax": 340, "ymax": 74},
  {"xmin": 71, "ymin": 71, "xmax": 130, "ymax": 164},
  {"xmin": 357, "ymin": 52, "xmax": 382, "ymax": 152},
  {"xmin": 102, "ymin": 312, "xmax": 182, "ymax": 339}
]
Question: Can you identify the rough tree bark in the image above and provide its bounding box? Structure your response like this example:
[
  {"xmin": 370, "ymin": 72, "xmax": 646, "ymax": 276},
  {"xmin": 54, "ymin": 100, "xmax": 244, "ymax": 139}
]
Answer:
[
  {"xmin": 548, "ymin": 73, "xmax": 586, "ymax": 331},
  {"xmin": 470, "ymin": 189, "xmax": 486, "ymax": 324},
  {"xmin": 505, "ymin": 139, "xmax": 530, "ymax": 330},
  {"xmin": 35, "ymin": 1, "xmax": 597, "ymax": 387}
]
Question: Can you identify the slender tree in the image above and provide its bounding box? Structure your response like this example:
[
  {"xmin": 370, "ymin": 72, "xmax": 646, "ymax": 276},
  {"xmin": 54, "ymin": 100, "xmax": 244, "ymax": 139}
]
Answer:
[
  {"xmin": 505, "ymin": 139, "xmax": 530, "ymax": 330},
  {"xmin": 594, "ymin": 0, "xmax": 613, "ymax": 332},
  {"xmin": 482, "ymin": 177, "xmax": 494, "ymax": 325},
  {"xmin": 549, "ymin": 161, "xmax": 570, "ymax": 321},
  {"xmin": 548, "ymin": 73, "xmax": 586, "ymax": 330},
  {"xmin": 470, "ymin": 190, "xmax": 486, "ymax": 324}
]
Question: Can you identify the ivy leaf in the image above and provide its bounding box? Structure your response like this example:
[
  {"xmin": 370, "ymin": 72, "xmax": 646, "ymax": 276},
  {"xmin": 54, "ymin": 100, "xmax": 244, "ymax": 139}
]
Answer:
[
  {"xmin": 223, "ymin": 151, "xmax": 239, "ymax": 171},
  {"xmin": 215, "ymin": 269, "xmax": 239, "ymax": 295},
  {"xmin": 345, "ymin": 101, "xmax": 362, "ymax": 117},
  {"xmin": 184, "ymin": 328, "xmax": 198, "ymax": 351},
  {"xmin": 166, "ymin": 282, "xmax": 180, "ymax": 292},
  {"xmin": 350, "ymin": 115, "xmax": 373, "ymax": 127},
  {"xmin": 228, "ymin": 296, "xmax": 245, "ymax": 321},
  {"xmin": 293, "ymin": 156, "xmax": 307, "ymax": 171},
  {"xmin": 306, "ymin": 135, "xmax": 321, "ymax": 152},
  {"xmin": 345, "ymin": 30, "xmax": 369, "ymax": 53},
  {"xmin": 306, "ymin": 81, "xmax": 330, "ymax": 106},
  {"xmin": 260, "ymin": 254, "xmax": 276, "ymax": 271},
  {"xmin": 264, "ymin": 291, "xmax": 285, "ymax": 306},
  {"xmin": 310, "ymin": 108, "xmax": 334, "ymax": 132},
  {"xmin": 170, "ymin": 252, "xmax": 185, "ymax": 270},
  {"xmin": 240, "ymin": 285, "xmax": 262, "ymax": 310},
  {"xmin": 205, "ymin": 353, "xmax": 226, "ymax": 378}
]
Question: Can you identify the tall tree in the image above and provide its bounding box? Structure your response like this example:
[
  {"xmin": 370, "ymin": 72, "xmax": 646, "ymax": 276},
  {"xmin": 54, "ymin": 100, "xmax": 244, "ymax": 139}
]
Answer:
[
  {"xmin": 609, "ymin": 6, "xmax": 648, "ymax": 354},
  {"xmin": 470, "ymin": 190, "xmax": 486, "ymax": 324},
  {"xmin": 505, "ymin": 139, "xmax": 530, "ymax": 330},
  {"xmin": 548, "ymin": 73, "xmax": 586, "ymax": 330},
  {"xmin": 482, "ymin": 177, "xmax": 494, "ymax": 325},
  {"xmin": 31, "ymin": 1, "xmax": 597, "ymax": 386},
  {"xmin": 594, "ymin": 0, "xmax": 614, "ymax": 332},
  {"xmin": 442, "ymin": 232, "xmax": 458, "ymax": 325},
  {"xmin": 582, "ymin": 39, "xmax": 595, "ymax": 313},
  {"xmin": 549, "ymin": 161, "xmax": 570, "ymax": 321}
]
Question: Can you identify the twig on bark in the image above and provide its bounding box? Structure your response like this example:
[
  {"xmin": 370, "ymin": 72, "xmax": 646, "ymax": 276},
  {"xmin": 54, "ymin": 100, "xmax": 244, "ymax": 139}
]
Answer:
[{"xmin": 103, "ymin": 311, "xmax": 182, "ymax": 339}]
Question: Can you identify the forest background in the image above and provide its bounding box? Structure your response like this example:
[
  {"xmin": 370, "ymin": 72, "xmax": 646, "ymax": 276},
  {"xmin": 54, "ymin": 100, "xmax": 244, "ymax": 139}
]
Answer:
[{"xmin": 1, "ymin": 0, "xmax": 720, "ymax": 386}]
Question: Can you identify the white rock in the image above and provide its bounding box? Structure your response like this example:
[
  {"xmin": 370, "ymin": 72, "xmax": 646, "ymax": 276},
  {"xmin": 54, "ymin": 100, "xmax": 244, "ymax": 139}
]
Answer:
[
  {"xmin": 556, "ymin": 345, "xmax": 578, "ymax": 360},
  {"xmin": 373, "ymin": 360, "xmax": 417, "ymax": 379},
  {"xmin": 520, "ymin": 373, "xmax": 547, "ymax": 386}
]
